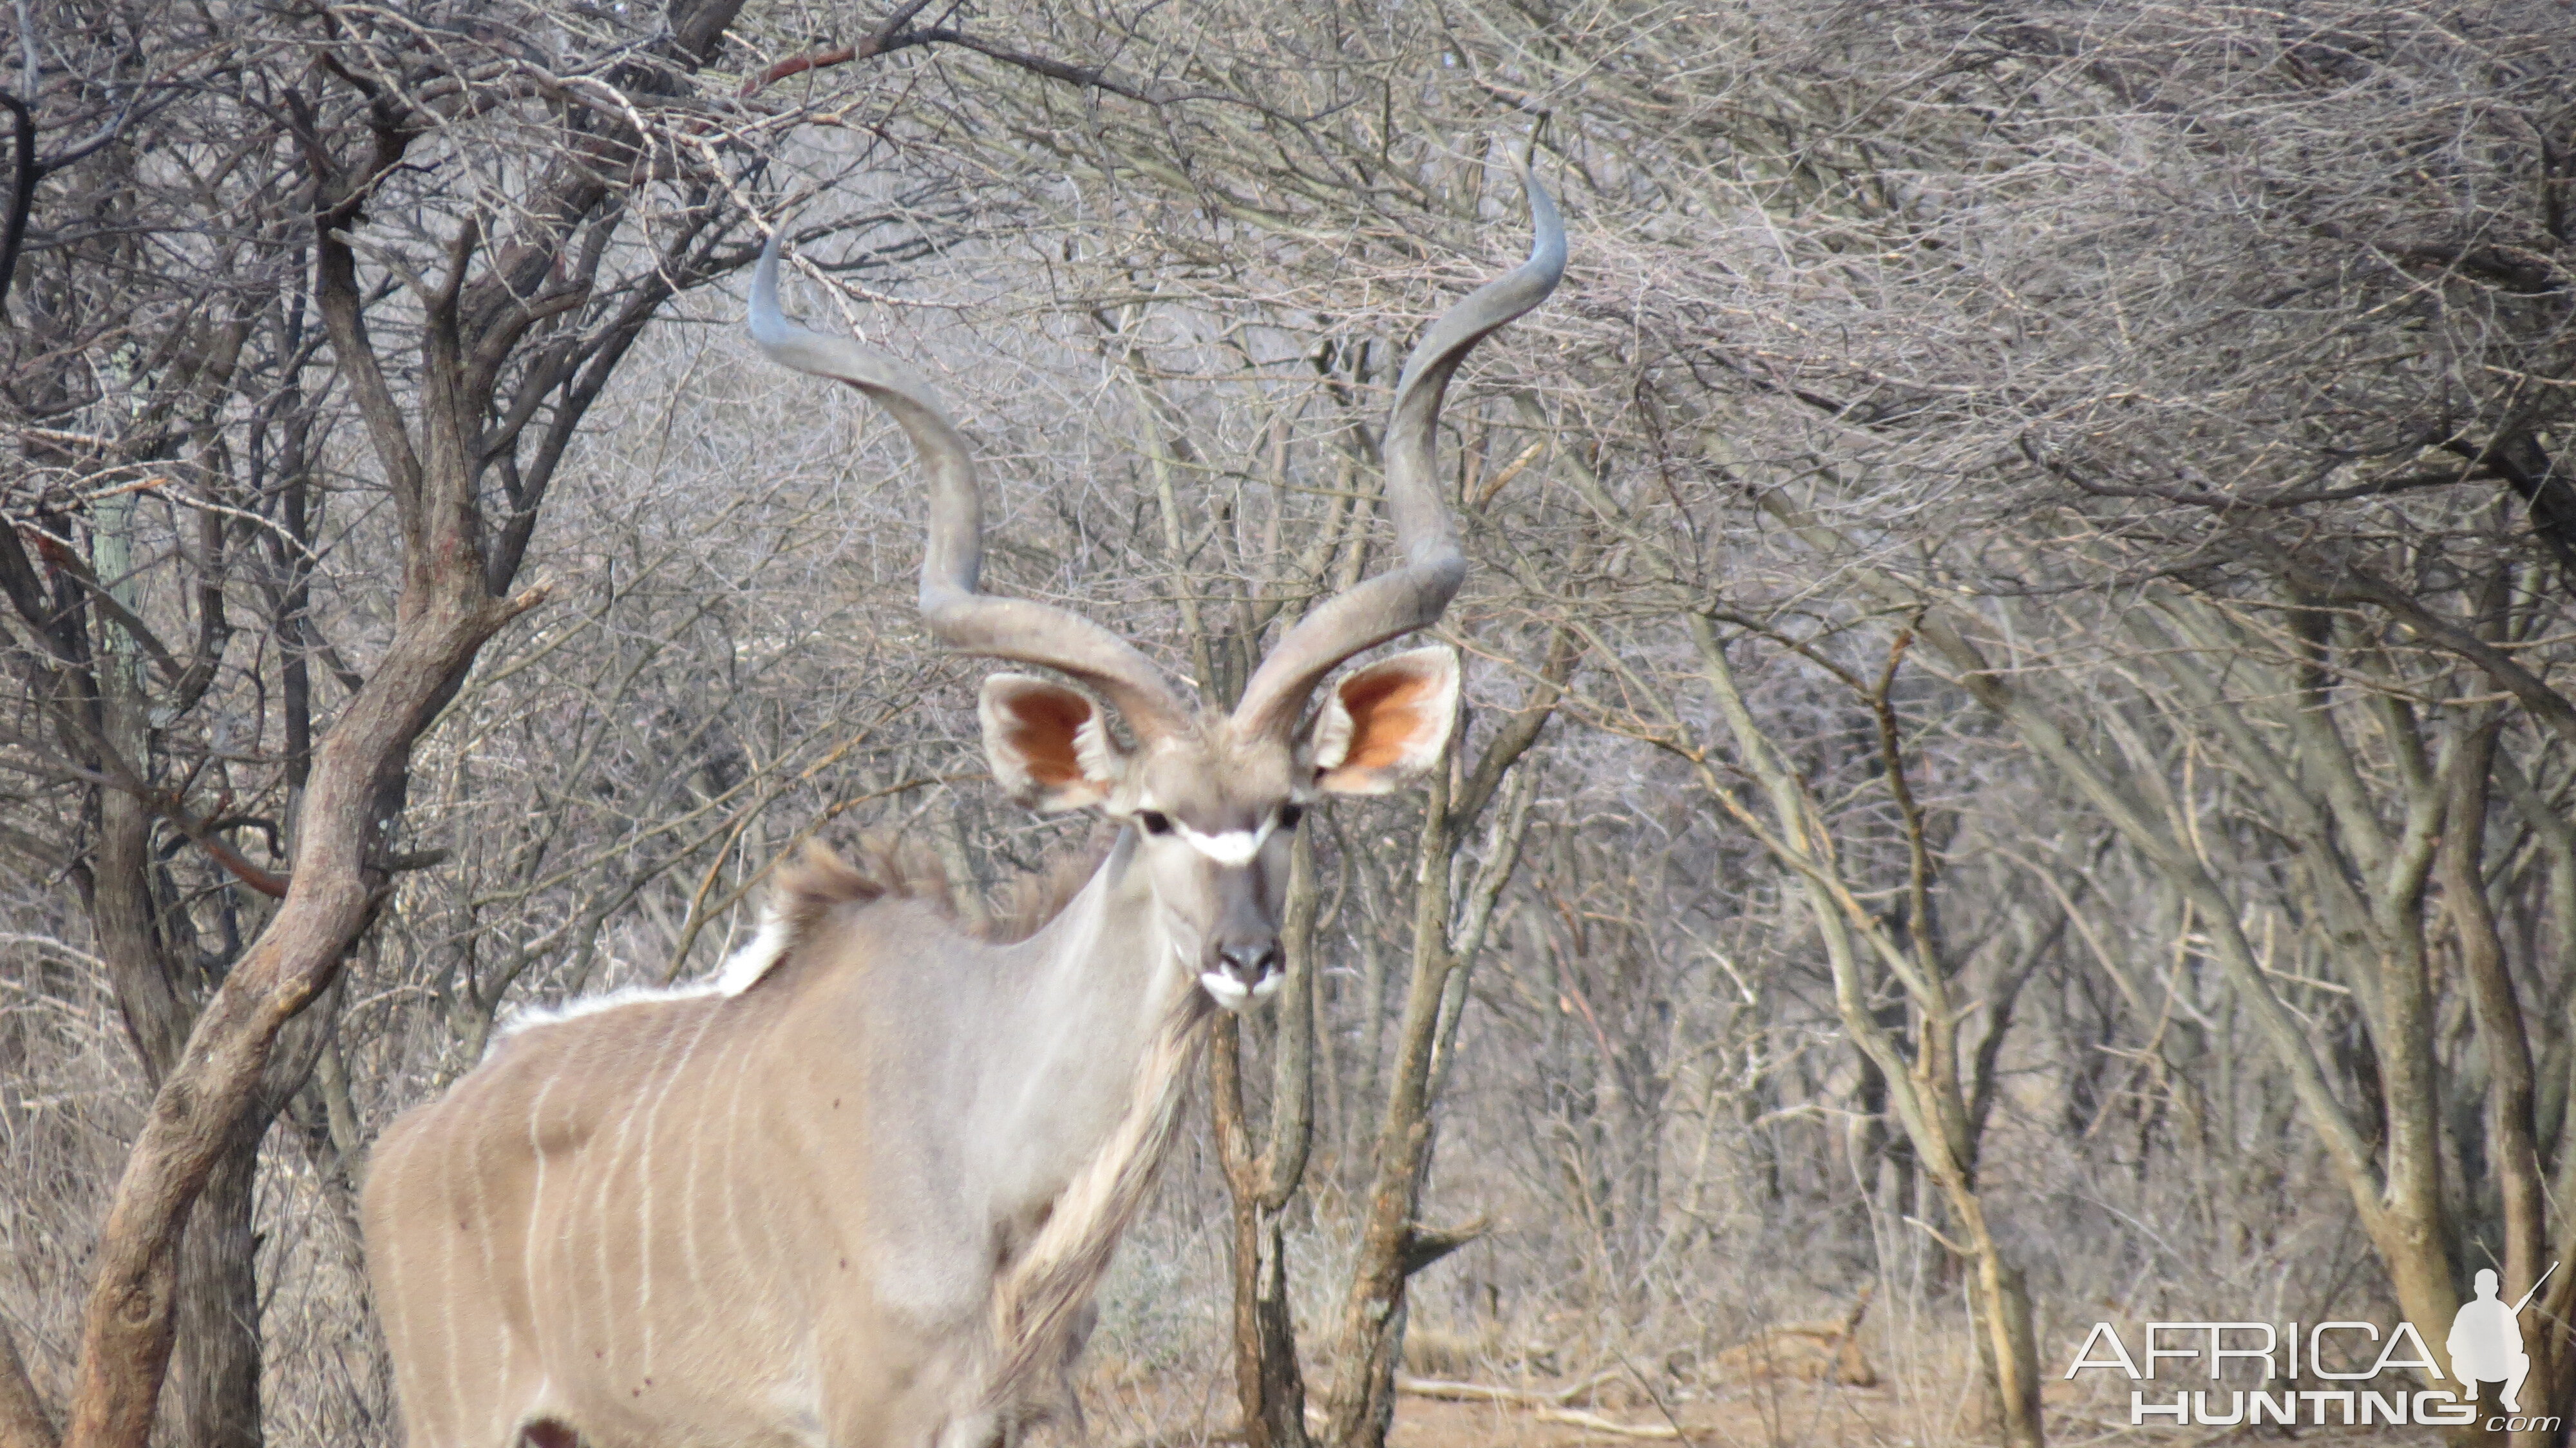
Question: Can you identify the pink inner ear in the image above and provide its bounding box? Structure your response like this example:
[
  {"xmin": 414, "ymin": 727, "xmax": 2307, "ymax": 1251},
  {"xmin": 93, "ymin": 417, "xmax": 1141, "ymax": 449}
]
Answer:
[
  {"xmin": 1001, "ymin": 687, "xmax": 1094, "ymax": 788},
  {"xmin": 1338, "ymin": 666, "xmax": 1444, "ymax": 770}
]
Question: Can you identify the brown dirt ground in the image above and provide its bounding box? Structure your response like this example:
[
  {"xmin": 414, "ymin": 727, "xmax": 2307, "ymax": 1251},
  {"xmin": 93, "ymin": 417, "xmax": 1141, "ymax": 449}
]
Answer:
[
  {"xmin": 1390, "ymin": 1389, "xmax": 2461, "ymax": 1446},
  {"xmin": 1079, "ymin": 1377, "xmax": 2466, "ymax": 1447},
  {"xmin": 1390, "ymin": 1382, "xmax": 1908, "ymax": 1447}
]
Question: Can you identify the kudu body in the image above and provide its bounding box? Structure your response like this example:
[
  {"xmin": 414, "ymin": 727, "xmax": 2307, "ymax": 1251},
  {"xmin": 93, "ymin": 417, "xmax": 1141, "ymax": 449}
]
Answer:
[{"xmin": 362, "ymin": 160, "xmax": 1562, "ymax": 1448}]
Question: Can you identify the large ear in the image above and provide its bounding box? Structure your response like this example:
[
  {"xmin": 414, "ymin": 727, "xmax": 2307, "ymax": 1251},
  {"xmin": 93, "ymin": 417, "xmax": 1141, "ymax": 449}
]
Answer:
[
  {"xmin": 1310, "ymin": 647, "xmax": 1461, "ymax": 795},
  {"xmin": 980, "ymin": 673, "xmax": 1122, "ymax": 812}
]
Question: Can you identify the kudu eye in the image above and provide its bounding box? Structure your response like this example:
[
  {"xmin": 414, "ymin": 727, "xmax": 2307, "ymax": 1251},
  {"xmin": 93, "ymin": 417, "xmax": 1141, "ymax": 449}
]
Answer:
[
  {"xmin": 1135, "ymin": 810, "xmax": 1173, "ymax": 836},
  {"xmin": 1278, "ymin": 804, "xmax": 1305, "ymax": 831}
]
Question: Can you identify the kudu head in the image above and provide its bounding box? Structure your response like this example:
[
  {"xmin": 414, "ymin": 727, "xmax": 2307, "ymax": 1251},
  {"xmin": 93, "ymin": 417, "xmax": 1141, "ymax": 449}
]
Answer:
[{"xmin": 750, "ymin": 159, "xmax": 1564, "ymax": 1011}]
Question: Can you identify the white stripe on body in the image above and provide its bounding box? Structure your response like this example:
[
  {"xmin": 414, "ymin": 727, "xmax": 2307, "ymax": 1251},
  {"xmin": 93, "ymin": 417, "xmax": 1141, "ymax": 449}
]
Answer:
[
  {"xmin": 680, "ymin": 1030, "xmax": 733, "ymax": 1299},
  {"xmin": 633, "ymin": 1004, "xmax": 723, "ymax": 1375},
  {"xmin": 464, "ymin": 1094, "xmax": 511, "ymax": 1445},
  {"xmin": 523, "ymin": 1062, "xmax": 564, "ymax": 1398},
  {"xmin": 721, "ymin": 1022, "xmax": 759, "ymax": 1295},
  {"xmin": 437, "ymin": 1103, "xmax": 466, "ymax": 1445},
  {"xmin": 377, "ymin": 1131, "xmax": 426, "ymax": 1445},
  {"xmin": 586, "ymin": 1009, "xmax": 677, "ymax": 1381}
]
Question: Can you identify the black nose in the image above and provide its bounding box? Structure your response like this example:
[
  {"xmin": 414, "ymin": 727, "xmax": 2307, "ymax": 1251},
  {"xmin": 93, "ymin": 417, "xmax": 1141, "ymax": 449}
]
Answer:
[{"xmin": 1217, "ymin": 940, "xmax": 1281, "ymax": 984}]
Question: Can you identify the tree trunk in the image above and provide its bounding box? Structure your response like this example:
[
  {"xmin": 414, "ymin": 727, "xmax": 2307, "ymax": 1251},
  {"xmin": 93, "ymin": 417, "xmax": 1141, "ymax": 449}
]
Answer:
[
  {"xmin": 91, "ymin": 785, "xmax": 270, "ymax": 1448},
  {"xmin": 0, "ymin": 1329, "xmax": 53, "ymax": 1448},
  {"xmin": 2442, "ymin": 719, "xmax": 2550, "ymax": 1445},
  {"xmin": 1211, "ymin": 1001, "xmax": 1315, "ymax": 1448},
  {"xmin": 169, "ymin": 1128, "xmax": 261, "ymax": 1448},
  {"xmin": 1211, "ymin": 1147, "xmax": 1314, "ymax": 1448},
  {"xmin": 1947, "ymin": 1186, "xmax": 2043, "ymax": 1447},
  {"xmin": 1325, "ymin": 757, "xmax": 1546, "ymax": 1447},
  {"xmin": 62, "ymin": 584, "xmax": 522, "ymax": 1448}
]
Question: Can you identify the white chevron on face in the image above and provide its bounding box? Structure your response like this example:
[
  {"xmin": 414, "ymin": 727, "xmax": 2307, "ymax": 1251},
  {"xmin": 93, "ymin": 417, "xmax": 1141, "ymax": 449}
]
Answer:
[{"xmin": 1174, "ymin": 819, "xmax": 1272, "ymax": 866}]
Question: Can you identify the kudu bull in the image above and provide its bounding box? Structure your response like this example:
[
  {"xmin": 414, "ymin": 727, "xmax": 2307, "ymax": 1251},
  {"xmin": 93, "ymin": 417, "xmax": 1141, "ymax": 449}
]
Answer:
[{"xmin": 362, "ymin": 160, "xmax": 1563, "ymax": 1448}]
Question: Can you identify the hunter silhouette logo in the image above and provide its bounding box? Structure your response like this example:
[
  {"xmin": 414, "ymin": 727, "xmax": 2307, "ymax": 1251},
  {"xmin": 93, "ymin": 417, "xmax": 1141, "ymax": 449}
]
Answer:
[
  {"xmin": 2063, "ymin": 1262, "xmax": 2561, "ymax": 1431},
  {"xmin": 2448, "ymin": 1264, "xmax": 2554, "ymax": 1416}
]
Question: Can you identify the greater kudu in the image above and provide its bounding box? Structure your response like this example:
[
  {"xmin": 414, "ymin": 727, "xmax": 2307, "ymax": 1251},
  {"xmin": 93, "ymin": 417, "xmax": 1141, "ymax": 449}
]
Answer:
[{"xmin": 361, "ymin": 160, "xmax": 1562, "ymax": 1448}]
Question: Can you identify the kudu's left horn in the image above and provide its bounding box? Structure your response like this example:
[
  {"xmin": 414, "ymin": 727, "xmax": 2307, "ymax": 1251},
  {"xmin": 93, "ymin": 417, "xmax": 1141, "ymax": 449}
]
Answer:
[{"xmin": 751, "ymin": 226, "xmax": 1196, "ymax": 739}]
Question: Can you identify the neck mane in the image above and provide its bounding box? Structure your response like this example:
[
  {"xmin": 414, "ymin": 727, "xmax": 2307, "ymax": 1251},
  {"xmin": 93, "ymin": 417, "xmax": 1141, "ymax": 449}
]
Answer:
[
  {"xmin": 973, "ymin": 831, "xmax": 1215, "ymax": 1404},
  {"xmin": 985, "ymin": 971, "xmax": 1213, "ymax": 1404}
]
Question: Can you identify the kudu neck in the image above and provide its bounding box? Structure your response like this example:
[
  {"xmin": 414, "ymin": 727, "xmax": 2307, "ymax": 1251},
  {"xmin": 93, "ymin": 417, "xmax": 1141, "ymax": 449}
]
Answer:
[{"xmin": 971, "ymin": 826, "xmax": 1193, "ymax": 1154}]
